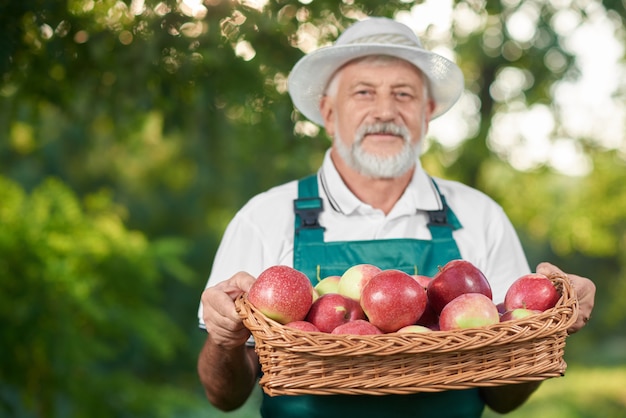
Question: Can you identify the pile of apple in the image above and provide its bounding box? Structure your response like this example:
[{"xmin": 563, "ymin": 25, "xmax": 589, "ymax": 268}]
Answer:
[{"xmin": 246, "ymin": 260, "xmax": 561, "ymax": 335}]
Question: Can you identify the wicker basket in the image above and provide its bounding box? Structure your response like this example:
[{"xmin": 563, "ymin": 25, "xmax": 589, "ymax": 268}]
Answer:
[{"xmin": 235, "ymin": 272, "xmax": 578, "ymax": 396}]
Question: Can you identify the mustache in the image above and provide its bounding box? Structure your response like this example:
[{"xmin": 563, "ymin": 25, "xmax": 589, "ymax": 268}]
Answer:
[{"xmin": 355, "ymin": 122, "xmax": 411, "ymax": 143}]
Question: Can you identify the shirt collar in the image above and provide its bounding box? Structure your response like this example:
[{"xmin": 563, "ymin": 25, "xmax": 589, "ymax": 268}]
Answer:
[{"xmin": 319, "ymin": 149, "xmax": 443, "ymax": 216}]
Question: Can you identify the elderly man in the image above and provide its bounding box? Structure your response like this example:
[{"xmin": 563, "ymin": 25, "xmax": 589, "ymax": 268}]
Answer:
[{"xmin": 197, "ymin": 17, "xmax": 595, "ymax": 417}]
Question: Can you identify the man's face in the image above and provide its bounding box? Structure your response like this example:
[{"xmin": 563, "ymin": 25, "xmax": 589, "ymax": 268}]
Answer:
[{"xmin": 320, "ymin": 58, "xmax": 435, "ymax": 179}]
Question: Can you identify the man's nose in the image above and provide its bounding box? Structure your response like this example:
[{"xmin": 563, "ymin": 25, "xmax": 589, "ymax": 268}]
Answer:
[{"xmin": 372, "ymin": 94, "xmax": 398, "ymax": 121}]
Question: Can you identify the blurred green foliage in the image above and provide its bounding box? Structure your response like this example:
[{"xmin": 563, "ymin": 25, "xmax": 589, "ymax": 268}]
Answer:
[
  {"xmin": 0, "ymin": 176, "xmax": 200, "ymax": 417},
  {"xmin": 1, "ymin": 0, "xmax": 625, "ymax": 416}
]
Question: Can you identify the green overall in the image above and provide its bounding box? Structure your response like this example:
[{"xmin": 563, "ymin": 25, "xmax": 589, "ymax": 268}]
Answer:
[{"xmin": 260, "ymin": 174, "xmax": 485, "ymax": 418}]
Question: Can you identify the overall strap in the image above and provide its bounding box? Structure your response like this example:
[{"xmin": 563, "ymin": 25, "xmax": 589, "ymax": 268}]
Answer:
[
  {"xmin": 427, "ymin": 179, "xmax": 462, "ymax": 240},
  {"xmin": 294, "ymin": 174, "xmax": 325, "ymax": 243}
]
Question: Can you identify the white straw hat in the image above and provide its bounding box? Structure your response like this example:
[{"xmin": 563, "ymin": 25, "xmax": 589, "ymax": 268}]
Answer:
[{"xmin": 287, "ymin": 17, "xmax": 465, "ymax": 125}]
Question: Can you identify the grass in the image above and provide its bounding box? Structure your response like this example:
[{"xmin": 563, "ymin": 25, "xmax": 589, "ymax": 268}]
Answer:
[
  {"xmin": 483, "ymin": 366, "xmax": 626, "ymax": 418},
  {"xmin": 202, "ymin": 366, "xmax": 626, "ymax": 417}
]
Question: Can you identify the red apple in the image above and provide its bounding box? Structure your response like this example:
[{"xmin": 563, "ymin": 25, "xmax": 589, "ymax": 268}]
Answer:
[
  {"xmin": 314, "ymin": 275, "xmax": 341, "ymax": 296},
  {"xmin": 427, "ymin": 260, "xmax": 493, "ymax": 314},
  {"xmin": 337, "ymin": 263, "xmax": 382, "ymax": 302},
  {"xmin": 504, "ymin": 273, "xmax": 560, "ymax": 312},
  {"xmin": 500, "ymin": 308, "xmax": 542, "ymax": 322},
  {"xmin": 284, "ymin": 320, "xmax": 321, "ymax": 332},
  {"xmin": 247, "ymin": 265, "xmax": 314, "ymax": 324},
  {"xmin": 360, "ymin": 269, "xmax": 428, "ymax": 333},
  {"xmin": 415, "ymin": 300, "xmax": 439, "ymax": 329},
  {"xmin": 412, "ymin": 274, "xmax": 433, "ymax": 289},
  {"xmin": 331, "ymin": 319, "xmax": 383, "ymax": 335},
  {"xmin": 439, "ymin": 293, "xmax": 500, "ymax": 331},
  {"xmin": 397, "ymin": 324, "xmax": 431, "ymax": 333},
  {"xmin": 305, "ymin": 293, "xmax": 366, "ymax": 333},
  {"xmin": 496, "ymin": 302, "xmax": 507, "ymax": 315}
]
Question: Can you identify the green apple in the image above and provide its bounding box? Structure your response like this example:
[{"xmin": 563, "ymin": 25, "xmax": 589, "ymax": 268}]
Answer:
[
  {"xmin": 439, "ymin": 293, "xmax": 500, "ymax": 331},
  {"xmin": 500, "ymin": 308, "xmax": 542, "ymax": 322},
  {"xmin": 314, "ymin": 275, "xmax": 340, "ymax": 296},
  {"xmin": 397, "ymin": 324, "xmax": 431, "ymax": 333},
  {"xmin": 337, "ymin": 264, "xmax": 382, "ymax": 302}
]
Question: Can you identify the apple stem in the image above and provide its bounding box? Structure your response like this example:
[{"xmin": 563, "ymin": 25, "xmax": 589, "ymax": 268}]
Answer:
[
  {"xmin": 413, "ymin": 265, "xmax": 418, "ymax": 275},
  {"xmin": 316, "ymin": 265, "xmax": 321, "ymax": 283}
]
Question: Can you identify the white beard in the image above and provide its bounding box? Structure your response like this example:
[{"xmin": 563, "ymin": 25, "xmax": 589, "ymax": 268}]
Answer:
[{"xmin": 334, "ymin": 121, "xmax": 422, "ymax": 179}]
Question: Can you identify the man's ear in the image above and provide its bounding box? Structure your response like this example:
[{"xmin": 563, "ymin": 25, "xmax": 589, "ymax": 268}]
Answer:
[
  {"xmin": 426, "ymin": 97, "xmax": 436, "ymax": 120},
  {"xmin": 319, "ymin": 95, "xmax": 335, "ymax": 137},
  {"xmin": 421, "ymin": 97, "xmax": 436, "ymax": 133}
]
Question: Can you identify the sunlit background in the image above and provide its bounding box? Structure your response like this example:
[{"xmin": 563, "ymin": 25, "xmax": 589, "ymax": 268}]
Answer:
[{"xmin": 413, "ymin": 0, "xmax": 625, "ymax": 176}]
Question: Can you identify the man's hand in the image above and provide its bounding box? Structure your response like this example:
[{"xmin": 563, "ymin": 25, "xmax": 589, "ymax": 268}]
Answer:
[
  {"xmin": 481, "ymin": 263, "xmax": 595, "ymax": 413},
  {"xmin": 536, "ymin": 262, "xmax": 596, "ymax": 334},
  {"xmin": 198, "ymin": 272, "xmax": 259, "ymax": 411},
  {"xmin": 201, "ymin": 272, "xmax": 256, "ymax": 348}
]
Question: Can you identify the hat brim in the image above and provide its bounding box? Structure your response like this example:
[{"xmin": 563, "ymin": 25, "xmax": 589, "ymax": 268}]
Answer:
[{"xmin": 288, "ymin": 43, "xmax": 464, "ymax": 126}]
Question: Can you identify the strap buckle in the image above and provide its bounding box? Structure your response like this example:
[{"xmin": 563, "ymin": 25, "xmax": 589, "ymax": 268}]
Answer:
[
  {"xmin": 427, "ymin": 208, "xmax": 450, "ymax": 227},
  {"xmin": 294, "ymin": 197, "xmax": 325, "ymax": 232}
]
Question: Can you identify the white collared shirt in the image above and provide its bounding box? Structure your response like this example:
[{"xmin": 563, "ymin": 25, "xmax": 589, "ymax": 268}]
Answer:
[{"xmin": 198, "ymin": 150, "xmax": 530, "ymax": 326}]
